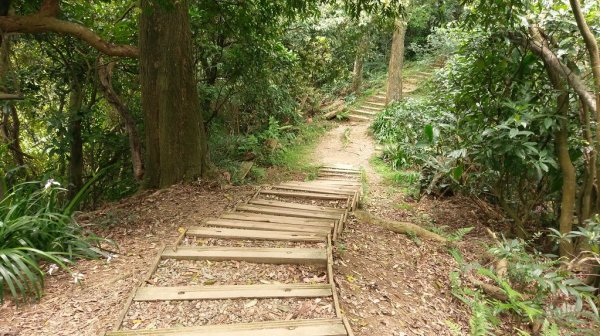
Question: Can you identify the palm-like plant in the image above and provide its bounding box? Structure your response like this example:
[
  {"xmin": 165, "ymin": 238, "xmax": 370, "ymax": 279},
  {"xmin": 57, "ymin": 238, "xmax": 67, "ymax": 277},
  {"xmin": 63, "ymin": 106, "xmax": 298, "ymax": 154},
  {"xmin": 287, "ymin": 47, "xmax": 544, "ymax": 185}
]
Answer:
[{"xmin": 0, "ymin": 180, "xmax": 105, "ymax": 304}]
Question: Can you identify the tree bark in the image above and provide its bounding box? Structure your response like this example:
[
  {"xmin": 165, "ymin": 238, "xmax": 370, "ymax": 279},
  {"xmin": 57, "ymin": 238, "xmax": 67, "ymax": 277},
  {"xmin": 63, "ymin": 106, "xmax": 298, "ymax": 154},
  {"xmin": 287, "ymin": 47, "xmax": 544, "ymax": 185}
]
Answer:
[
  {"xmin": 578, "ymin": 102, "xmax": 595, "ymax": 224},
  {"xmin": 97, "ymin": 59, "xmax": 144, "ymax": 181},
  {"xmin": 140, "ymin": 0, "xmax": 208, "ymax": 188},
  {"xmin": 354, "ymin": 210, "xmax": 449, "ymax": 243},
  {"xmin": 569, "ymin": 0, "xmax": 600, "ymax": 120},
  {"xmin": 67, "ymin": 79, "xmax": 84, "ymax": 197},
  {"xmin": 552, "ymin": 86, "xmax": 575, "ymax": 257},
  {"xmin": 351, "ymin": 32, "xmax": 369, "ymax": 93},
  {"xmin": 510, "ymin": 32, "xmax": 596, "ymax": 113},
  {"xmin": 386, "ymin": 20, "xmax": 407, "ymax": 104}
]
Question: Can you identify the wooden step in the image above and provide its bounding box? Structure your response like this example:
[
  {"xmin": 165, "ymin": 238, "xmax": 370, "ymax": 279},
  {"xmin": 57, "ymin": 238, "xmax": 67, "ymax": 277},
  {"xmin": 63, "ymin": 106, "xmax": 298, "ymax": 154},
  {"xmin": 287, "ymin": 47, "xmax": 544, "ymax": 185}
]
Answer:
[
  {"xmin": 259, "ymin": 189, "xmax": 351, "ymax": 200},
  {"xmin": 352, "ymin": 109, "xmax": 377, "ymax": 116},
  {"xmin": 162, "ymin": 246, "xmax": 327, "ymax": 264},
  {"xmin": 106, "ymin": 318, "xmax": 348, "ymax": 336},
  {"xmin": 317, "ymin": 172, "xmax": 360, "ymax": 179},
  {"xmin": 318, "ymin": 168, "xmax": 360, "ymax": 174},
  {"xmin": 357, "ymin": 105, "xmax": 381, "ymax": 112},
  {"xmin": 348, "ymin": 114, "xmax": 371, "ymax": 122},
  {"xmin": 134, "ymin": 283, "xmax": 332, "ymax": 301},
  {"xmin": 187, "ymin": 227, "xmax": 326, "ymax": 242},
  {"xmin": 309, "ymin": 179, "xmax": 360, "ymax": 186},
  {"xmin": 363, "ymin": 101, "xmax": 385, "ymax": 108},
  {"xmin": 321, "ymin": 164, "xmax": 359, "ymax": 170},
  {"xmin": 203, "ymin": 219, "xmax": 331, "ymax": 234},
  {"xmin": 221, "ymin": 213, "xmax": 334, "ymax": 226},
  {"xmin": 236, "ymin": 204, "xmax": 342, "ymax": 220},
  {"xmin": 273, "ymin": 184, "xmax": 356, "ymax": 196},
  {"xmin": 280, "ymin": 182, "xmax": 358, "ymax": 191},
  {"xmin": 249, "ymin": 199, "xmax": 344, "ymax": 214}
]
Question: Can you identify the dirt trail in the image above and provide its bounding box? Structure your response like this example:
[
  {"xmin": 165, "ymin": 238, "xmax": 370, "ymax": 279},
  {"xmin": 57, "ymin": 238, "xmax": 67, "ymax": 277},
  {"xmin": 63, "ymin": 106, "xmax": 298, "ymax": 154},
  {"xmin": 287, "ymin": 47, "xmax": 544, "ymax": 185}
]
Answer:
[{"xmin": 313, "ymin": 117, "xmax": 478, "ymax": 335}]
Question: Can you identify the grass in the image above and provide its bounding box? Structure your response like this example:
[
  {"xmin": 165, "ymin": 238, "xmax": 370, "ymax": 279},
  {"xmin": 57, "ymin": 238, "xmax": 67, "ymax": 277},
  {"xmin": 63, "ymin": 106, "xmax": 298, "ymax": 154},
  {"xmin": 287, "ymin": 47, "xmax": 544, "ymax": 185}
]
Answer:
[{"xmin": 369, "ymin": 156, "xmax": 421, "ymax": 199}]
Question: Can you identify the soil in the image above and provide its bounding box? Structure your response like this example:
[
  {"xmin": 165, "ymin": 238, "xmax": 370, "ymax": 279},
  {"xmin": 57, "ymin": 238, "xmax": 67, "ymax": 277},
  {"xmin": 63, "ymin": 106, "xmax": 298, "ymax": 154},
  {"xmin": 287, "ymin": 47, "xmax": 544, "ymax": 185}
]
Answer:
[{"xmin": 1, "ymin": 80, "xmax": 489, "ymax": 336}]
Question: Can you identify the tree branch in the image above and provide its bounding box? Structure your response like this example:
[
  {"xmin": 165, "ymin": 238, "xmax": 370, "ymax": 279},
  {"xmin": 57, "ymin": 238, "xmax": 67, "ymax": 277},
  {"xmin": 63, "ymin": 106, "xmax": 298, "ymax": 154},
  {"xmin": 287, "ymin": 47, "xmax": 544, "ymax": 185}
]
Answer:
[
  {"xmin": 509, "ymin": 32, "xmax": 596, "ymax": 113},
  {"xmin": 0, "ymin": 15, "xmax": 138, "ymax": 58}
]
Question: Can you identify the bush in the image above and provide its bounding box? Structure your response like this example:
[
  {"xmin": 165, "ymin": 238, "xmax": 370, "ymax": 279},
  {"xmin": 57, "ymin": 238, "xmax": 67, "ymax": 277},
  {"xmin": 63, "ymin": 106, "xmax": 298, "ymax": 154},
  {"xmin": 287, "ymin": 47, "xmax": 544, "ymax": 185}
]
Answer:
[
  {"xmin": 450, "ymin": 228, "xmax": 600, "ymax": 335},
  {"xmin": 0, "ymin": 180, "xmax": 105, "ymax": 303}
]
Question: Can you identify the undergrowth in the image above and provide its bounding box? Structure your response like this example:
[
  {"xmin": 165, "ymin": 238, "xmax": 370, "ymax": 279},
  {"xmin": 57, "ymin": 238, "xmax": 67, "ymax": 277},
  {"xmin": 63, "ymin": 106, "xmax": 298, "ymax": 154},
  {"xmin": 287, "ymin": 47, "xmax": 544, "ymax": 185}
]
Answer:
[
  {"xmin": 209, "ymin": 117, "xmax": 328, "ymax": 184},
  {"xmin": 0, "ymin": 181, "xmax": 107, "ymax": 304}
]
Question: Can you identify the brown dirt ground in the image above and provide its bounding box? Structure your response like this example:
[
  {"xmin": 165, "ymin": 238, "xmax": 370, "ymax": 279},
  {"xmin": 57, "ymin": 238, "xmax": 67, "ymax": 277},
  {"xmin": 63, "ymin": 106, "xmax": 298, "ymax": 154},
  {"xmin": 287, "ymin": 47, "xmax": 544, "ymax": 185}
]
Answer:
[{"xmin": 1, "ymin": 80, "xmax": 493, "ymax": 336}]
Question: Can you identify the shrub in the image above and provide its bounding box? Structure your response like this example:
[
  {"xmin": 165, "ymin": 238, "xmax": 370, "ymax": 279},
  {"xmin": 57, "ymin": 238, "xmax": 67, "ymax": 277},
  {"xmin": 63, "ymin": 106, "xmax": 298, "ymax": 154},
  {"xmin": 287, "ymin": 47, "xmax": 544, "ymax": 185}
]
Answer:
[{"xmin": 0, "ymin": 180, "xmax": 105, "ymax": 303}]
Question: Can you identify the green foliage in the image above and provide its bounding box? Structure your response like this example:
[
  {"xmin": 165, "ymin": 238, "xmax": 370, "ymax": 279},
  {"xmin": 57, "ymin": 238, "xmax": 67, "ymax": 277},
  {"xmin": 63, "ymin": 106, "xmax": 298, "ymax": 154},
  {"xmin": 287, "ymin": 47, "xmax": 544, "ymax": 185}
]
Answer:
[
  {"xmin": 450, "ymin": 232, "xmax": 600, "ymax": 335},
  {"xmin": 428, "ymin": 225, "xmax": 474, "ymax": 242},
  {"xmin": 0, "ymin": 181, "xmax": 106, "ymax": 303}
]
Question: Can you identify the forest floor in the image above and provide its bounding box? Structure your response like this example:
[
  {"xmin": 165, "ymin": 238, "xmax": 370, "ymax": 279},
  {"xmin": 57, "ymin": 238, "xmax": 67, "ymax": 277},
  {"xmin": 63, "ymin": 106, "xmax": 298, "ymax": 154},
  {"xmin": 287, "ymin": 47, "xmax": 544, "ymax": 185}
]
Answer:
[{"xmin": 0, "ymin": 74, "xmax": 493, "ymax": 336}]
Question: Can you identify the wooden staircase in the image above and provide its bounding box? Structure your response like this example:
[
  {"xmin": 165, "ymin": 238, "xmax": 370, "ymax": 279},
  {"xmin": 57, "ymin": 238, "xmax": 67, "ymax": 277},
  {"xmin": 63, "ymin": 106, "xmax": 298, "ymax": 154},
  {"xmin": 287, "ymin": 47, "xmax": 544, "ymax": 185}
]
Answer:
[
  {"xmin": 348, "ymin": 91, "xmax": 386, "ymax": 122},
  {"xmin": 106, "ymin": 164, "xmax": 361, "ymax": 336}
]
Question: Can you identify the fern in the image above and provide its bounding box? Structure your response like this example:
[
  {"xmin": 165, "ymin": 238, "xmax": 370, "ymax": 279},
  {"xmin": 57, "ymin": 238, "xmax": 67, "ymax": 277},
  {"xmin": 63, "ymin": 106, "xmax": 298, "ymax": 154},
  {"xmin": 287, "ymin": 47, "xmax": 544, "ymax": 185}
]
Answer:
[
  {"xmin": 444, "ymin": 320, "xmax": 464, "ymax": 336},
  {"xmin": 469, "ymin": 298, "xmax": 495, "ymax": 336}
]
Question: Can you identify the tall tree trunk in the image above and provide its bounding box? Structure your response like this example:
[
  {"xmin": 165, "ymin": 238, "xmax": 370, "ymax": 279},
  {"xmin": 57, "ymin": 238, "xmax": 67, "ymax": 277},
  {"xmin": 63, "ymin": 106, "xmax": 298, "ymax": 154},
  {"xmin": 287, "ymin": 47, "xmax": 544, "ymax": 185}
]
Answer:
[
  {"xmin": 554, "ymin": 91, "xmax": 576, "ymax": 257},
  {"xmin": 140, "ymin": 0, "xmax": 208, "ymax": 188},
  {"xmin": 67, "ymin": 79, "xmax": 84, "ymax": 197},
  {"xmin": 569, "ymin": 0, "xmax": 600, "ymax": 120},
  {"xmin": 579, "ymin": 102, "xmax": 596, "ymax": 224},
  {"xmin": 97, "ymin": 59, "xmax": 144, "ymax": 181},
  {"xmin": 351, "ymin": 32, "xmax": 369, "ymax": 93},
  {"xmin": 386, "ymin": 20, "xmax": 407, "ymax": 104}
]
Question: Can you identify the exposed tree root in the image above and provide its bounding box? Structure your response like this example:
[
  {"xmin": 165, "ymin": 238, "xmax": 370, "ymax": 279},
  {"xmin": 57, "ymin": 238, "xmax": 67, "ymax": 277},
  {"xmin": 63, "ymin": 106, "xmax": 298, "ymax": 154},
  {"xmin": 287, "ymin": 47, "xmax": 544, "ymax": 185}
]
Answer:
[{"xmin": 354, "ymin": 210, "xmax": 448, "ymax": 243}]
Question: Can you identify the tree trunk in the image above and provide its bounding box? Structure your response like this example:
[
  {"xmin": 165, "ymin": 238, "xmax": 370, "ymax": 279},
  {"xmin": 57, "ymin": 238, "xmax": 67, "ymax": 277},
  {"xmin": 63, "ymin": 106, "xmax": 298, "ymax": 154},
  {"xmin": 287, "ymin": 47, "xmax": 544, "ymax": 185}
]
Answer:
[
  {"xmin": 97, "ymin": 59, "xmax": 144, "ymax": 181},
  {"xmin": 569, "ymin": 0, "xmax": 600, "ymax": 121},
  {"xmin": 554, "ymin": 91, "xmax": 576, "ymax": 257},
  {"xmin": 67, "ymin": 79, "xmax": 84, "ymax": 197},
  {"xmin": 351, "ymin": 32, "xmax": 369, "ymax": 93},
  {"xmin": 578, "ymin": 102, "xmax": 595, "ymax": 224},
  {"xmin": 140, "ymin": 0, "xmax": 208, "ymax": 188},
  {"xmin": 386, "ymin": 20, "xmax": 407, "ymax": 104}
]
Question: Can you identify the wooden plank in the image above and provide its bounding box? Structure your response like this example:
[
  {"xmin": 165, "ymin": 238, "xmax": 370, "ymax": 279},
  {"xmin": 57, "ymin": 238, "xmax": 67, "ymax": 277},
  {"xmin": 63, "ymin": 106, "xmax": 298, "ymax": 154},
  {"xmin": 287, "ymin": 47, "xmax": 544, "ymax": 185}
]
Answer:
[
  {"xmin": 316, "ymin": 176, "xmax": 360, "ymax": 182},
  {"xmin": 134, "ymin": 283, "xmax": 332, "ymax": 301},
  {"xmin": 187, "ymin": 227, "xmax": 325, "ymax": 242},
  {"xmin": 321, "ymin": 164, "xmax": 358, "ymax": 170},
  {"xmin": 112, "ymin": 244, "xmax": 166, "ymax": 332},
  {"xmin": 259, "ymin": 189, "xmax": 350, "ymax": 200},
  {"xmin": 249, "ymin": 199, "xmax": 344, "ymax": 213},
  {"xmin": 327, "ymin": 235, "xmax": 342, "ymax": 318},
  {"xmin": 273, "ymin": 185, "xmax": 356, "ymax": 196},
  {"xmin": 203, "ymin": 220, "xmax": 332, "ymax": 234},
  {"xmin": 281, "ymin": 182, "xmax": 357, "ymax": 191},
  {"xmin": 319, "ymin": 167, "xmax": 360, "ymax": 173},
  {"xmin": 220, "ymin": 213, "xmax": 334, "ymax": 226},
  {"xmin": 318, "ymin": 172, "xmax": 359, "ymax": 178},
  {"xmin": 236, "ymin": 204, "xmax": 342, "ymax": 220},
  {"xmin": 162, "ymin": 246, "xmax": 327, "ymax": 265},
  {"xmin": 105, "ymin": 318, "xmax": 347, "ymax": 336},
  {"xmin": 342, "ymin": 317, "xmax": 355, "ymax": 336},
  {"xmin": 319, "ymin": 169, "xmax": 360, "ymax": 175}
]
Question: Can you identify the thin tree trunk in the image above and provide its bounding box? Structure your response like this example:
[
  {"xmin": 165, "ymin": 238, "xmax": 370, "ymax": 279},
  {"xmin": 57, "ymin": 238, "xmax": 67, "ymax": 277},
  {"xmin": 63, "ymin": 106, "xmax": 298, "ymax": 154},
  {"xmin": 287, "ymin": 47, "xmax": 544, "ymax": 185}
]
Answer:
[
  {"xmin": 569, "ymin": 0, "xmax": 600, "ymax": 119},
  {"xmin": 554, "ymin": 91, "xmax": 576, "ymax": 257},
  {"xmin": 386, "ymin": 20, "xmax": 407, "ymax": 104},
  {"xmin": 579, "ymin": 102, "xmax": 596, "ymax": 224},
  {"xmin": 140, "ymin": 0, "xmax": 208, "ymax": 188},
  {"xmin": 351, "ymin": 32, "xmax": 369, "ymax": 93},
  {"xmin": 67, "ymin": 79, "xmax": 84, "ymax": 197},
  {"xmin": 97, "ymin": 59, "xmax": 144, "ymax": 181}
]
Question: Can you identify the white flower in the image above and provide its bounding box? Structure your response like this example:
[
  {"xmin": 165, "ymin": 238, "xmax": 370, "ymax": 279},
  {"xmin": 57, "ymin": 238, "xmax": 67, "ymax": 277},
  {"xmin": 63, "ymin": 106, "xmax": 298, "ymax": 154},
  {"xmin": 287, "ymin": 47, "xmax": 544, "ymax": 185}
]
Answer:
[
  {"xmin": 47, "ymin": 264, "xmax": 59, "ymax": 275},
  {"xmin": 44, "ymin": 179, "xmax": 60, "ymax": 190},
  {"xmin": 71, "ymin": 272, "xmax": 85, "ymax": 284}
]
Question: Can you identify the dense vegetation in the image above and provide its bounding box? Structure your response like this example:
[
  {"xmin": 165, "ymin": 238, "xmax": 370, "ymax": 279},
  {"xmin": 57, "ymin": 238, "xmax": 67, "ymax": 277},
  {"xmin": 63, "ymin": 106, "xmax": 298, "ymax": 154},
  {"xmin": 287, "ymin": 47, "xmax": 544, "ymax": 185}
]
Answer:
[
  {"xmin": 372, "ymin": 0, "xmax": 600, "ymax": 333},
  {"xmin": 1, "ymin": 0, "xmax": 599, "ymax": 334}
]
